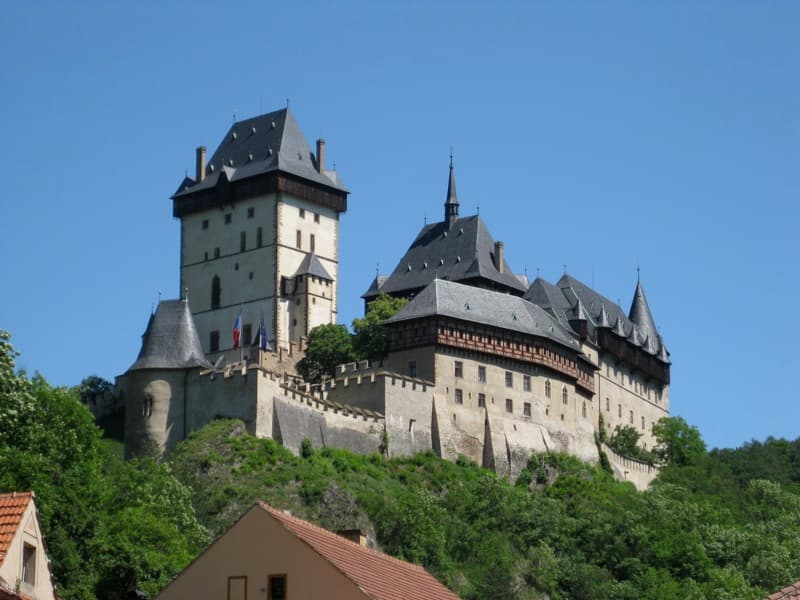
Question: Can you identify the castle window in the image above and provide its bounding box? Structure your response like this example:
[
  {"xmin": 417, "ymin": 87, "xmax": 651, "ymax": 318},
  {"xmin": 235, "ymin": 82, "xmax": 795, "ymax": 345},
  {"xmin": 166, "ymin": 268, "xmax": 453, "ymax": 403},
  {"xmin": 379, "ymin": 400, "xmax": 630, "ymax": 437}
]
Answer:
[
  {"xmin": 523, "ymin": 402, "xmax": 531, "ymax": 417},
  {"xmin": 299, "ymin": 208, "xmax": 306, "ymax": 219},
  {"xmin": 240, "ymin": 231, "xmax": 246, "ymax": 252},
  {"xmin": 546, "ymin": 406, "xmax": 550, "ymax": 416},
  {"xmin": 562, "ymin": 387, "xmax": 568, "ymax": 405},
  {"xmin": 505, "ymin": 371, "xmax": 513, "ymax": 388},
  {"xmin": 606, "ymin": 397, "xmax": 610, "ymax": 412},
  {"xmin": 641, "ymin": 416, "xmax": 646, "ymax": 430},
  {"xmin": 214, "ymin": 247, "xmax": 220, "ymax": 259},
  {"xmin": 210, "ymin": 330, "xmax": 220, "ymax": 352},
  {"xmin": 310, "ymin": 233, "xmax": 316, "ymax": 253},
  {"xmin": 257, "ymin": 226, "xmax": 263, "ymax": 247},
  {"xmin": 407, "ymin": 361, "xmax": 416, "ymax": 377},
  {"xmin": 314, "ymin": 212, "xmax": 320, "ymax": 223},
  {"xmin": 293, "ymin": 318, "xmax": 297, "ymax": 326},
  {"xmin": 242, "ymin": 324, "xmax": 252, "ymax": 346},
  {"xmin": 582, "ymin": 401, "xmax": 587, "ymax": 418},
  {"xmin": 545, "ymin": 380, "xmax": 551, "ymax": 398},
  {"xmin": 478, "ymin": 365, "xmax": 486, "ymax": 383},
  {"xmin": 629, "ymin": 410, "xmax": 634, "ymax": 425},
  {"xmin": 478, "ymin": 393, "xmax": 486, "ymax": 408},
  {"xmin": 505, "ymin": 398, "xmax": 513, "ymax": 413},
  {"xmin": 202, "ymin": 219, "xmax": 208, "ymax": 230},
  {"xmin": 268, "ymin": 575, "xmax": 286, "ymax": 600},
  {"xmin": 296, "ymin": 230, "xmax": 302, "ymax": 249},
  {"xmin": 211, "ymin": 276, "xmax": 221, "ymax": 309},
  {"xmin": 249, "ymin": 272, "xmax": 254, "ymax": 280},
  {"xmin": 204, "ymin": 251, "xmax": 208, "ymax": 261},
  {"xmin": 618, "ymin": 404, "xmax": 622, "ymax": 418},
  {"xmin": 224, "ymin": 213, "xmax": 232, "ymax": 224},
  {"xmin": 142, "ymin": 393, "xmax": 153, "ymax": 418},
  {"xmin": 523, "ymin": 375, "xmax": 531, "ymax": 392},
  {"xmin": 247, "ymin": 207, "xmax": 254, "ymax": 218},
  {"xmin": 22, "ymin": 543, "xmax": 35, "ymax": 586},
  {"xmin": 454, "ymin": 361, "xmax": 463, "ymax": 379},
  {"xmin": 455, "ymin": 389, "xmax": 463, "ymax": 404}
]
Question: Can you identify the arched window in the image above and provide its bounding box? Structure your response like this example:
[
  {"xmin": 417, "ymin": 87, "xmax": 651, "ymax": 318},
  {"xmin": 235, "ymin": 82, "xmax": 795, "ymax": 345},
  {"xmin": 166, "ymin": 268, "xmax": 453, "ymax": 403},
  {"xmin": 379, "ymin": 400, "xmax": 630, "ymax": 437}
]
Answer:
[
  {"xmin": 545, "ymin": 380, "xmax": 551, "ymax": 399},
  {"xmin": 211, "ymin": 275, "xmax": 221, "ymax": 309},
  {"xmin": 562, "ymin": 386, "xmax": 568, "ymax": 405}
]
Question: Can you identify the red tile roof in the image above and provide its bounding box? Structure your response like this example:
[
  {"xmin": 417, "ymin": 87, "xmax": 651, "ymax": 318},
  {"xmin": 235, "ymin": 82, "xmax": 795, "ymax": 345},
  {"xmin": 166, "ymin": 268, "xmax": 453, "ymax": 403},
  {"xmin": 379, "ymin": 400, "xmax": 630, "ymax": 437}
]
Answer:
[
  {"xmin": 259, "ymin": 502, "xmax": 461, "ymax": 600},
  {"xmin": 0, "ymin": 492, "xmax": 33, "ymax": 569},
  {"xmin": 768, "ymin": 581, "xmax": 800, "ymax": 600}
]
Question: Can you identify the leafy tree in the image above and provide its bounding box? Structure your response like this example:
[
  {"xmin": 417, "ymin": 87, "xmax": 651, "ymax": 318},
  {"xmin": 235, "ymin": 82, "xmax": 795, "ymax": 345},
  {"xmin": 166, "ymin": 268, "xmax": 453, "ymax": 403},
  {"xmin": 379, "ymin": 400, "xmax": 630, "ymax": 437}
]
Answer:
[
  {"xmin": 296, "ymin": 324, "xmax": 356, "ymax": 382},
  {"xmin": 352, "ymin": 294, "xmax": 408, "ymax": 359},
  {"xmin": 76, "ymin": 374, "xmax": 113, "ymax": 398},
  {"xmin": 653, "ymin": 417, "xmax": 706, "ymax": 466},
  {"xmin": 607, "ymin": 425, "xmax": 654, "ymax": 464}
]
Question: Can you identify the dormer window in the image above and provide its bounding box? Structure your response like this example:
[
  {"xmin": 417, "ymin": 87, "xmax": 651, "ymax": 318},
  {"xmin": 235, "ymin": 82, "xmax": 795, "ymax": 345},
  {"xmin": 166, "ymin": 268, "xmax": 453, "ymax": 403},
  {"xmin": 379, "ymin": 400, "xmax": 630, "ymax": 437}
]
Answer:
[{"xmin": 22, "ymin": 543, "xmax": 36, "ymax": 585}]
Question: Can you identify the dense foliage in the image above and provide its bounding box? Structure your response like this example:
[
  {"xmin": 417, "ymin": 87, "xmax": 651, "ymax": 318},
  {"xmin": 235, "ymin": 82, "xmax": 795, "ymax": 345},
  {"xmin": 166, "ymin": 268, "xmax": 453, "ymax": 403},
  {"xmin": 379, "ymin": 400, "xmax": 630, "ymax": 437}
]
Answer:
[
  {"xmin": 351, "ymin": 293, "xmax": 409, "ymax": 359},
  {"xmin": 0, "ymin": 330, "xmax": 206, "ymax": 599},
  {"xmin": 170, "ymin": 418, "xmax": 800, "ymax": 599}
]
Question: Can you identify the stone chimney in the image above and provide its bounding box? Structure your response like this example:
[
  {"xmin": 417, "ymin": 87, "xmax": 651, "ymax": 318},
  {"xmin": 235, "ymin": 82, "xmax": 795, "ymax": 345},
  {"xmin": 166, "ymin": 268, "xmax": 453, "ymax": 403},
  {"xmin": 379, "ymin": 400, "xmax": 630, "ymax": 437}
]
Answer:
[
  {"xmin": 196, "ymin": 146, "xmax": 206, "ymax": 182},
  {"xmin": 336, "ymin": 529, "xmax": 367, "ymax": 547},
  {"xmin": 495, "ymin": 241, "xmax": 504, "ymax": 274},
  {"xmin": 316, "ymin": 138, "xmax": 326, "ymax": 174}
]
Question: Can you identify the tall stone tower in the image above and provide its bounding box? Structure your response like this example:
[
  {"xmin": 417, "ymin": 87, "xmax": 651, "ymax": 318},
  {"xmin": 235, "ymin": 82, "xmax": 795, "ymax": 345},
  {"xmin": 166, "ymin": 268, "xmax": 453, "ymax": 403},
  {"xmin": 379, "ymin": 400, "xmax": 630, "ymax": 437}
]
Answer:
[{"xmin": 172, "ymin": 108, "xmax": 348, "ymax": 354}]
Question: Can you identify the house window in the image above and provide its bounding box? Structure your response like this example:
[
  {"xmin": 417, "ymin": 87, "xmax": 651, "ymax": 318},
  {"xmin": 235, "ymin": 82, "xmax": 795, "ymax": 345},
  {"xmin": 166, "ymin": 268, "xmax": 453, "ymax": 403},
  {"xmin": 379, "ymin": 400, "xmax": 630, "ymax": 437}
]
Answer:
[
  {"xmin": 523, "ymin": 375, "xmax": 531, "ymax": 392},
  {"xmin": 242, "ymin": 324, "xmax": 252, "ymax": 346},
  {"xmin": 478, "ymin": 393, "xmax": 486, "ymax": 408},
  {"xmin": 210, "ymin": 330, "xmax": 219, "ymax": 352},
  {"xmin": 214, "ymin": 247, "xmax": 220, "ymax": 259},
  {"xmin": 211, "ymin": 276, "xmax": 221, "ymax": 309},
  {"xmin": 454, "ymin": 361, "xmax": 463, "ymax": 379},
  {"xmin": 310, "ymin": 233, "xmax": 316, "ymax": 253},
  {"xmin": 240, "ymin": 231, "xmax": 246, "ymax": 252},
  {"xmin": 562, "ymin": 387, "xmax": 568, "ymax": 405},
  {"xmin": 228, "ymin": 575, "xmax": 247, "ymax": 600},
  {"xmin": 407, "ymin": 361, "xmax": 416, "ymax": 377},
  {"xmin": 247, "ymin": 207, "xmax": 254, "ymax": 218},
  {"xmin": 455, "ymin": 389, "xmax": 463, "ymax": 404},
  {"xmin": 506, "ymin": 398, "xmax": 513, "ymax": 413},
  {"xmin": 505, "ymin": 371, "xmax": 513, "ymax": 388},
  {"xmin": 296, "ymin": 230, "xmax": 302, "ymax": 249},
  {"xmin": 524, "ymin": 402, "xmax": 531, "ymax": 417},
  {"xmin": 202, "ymin": 219, "xmax": 208, "ymax": 230},
  {"xmin": 545, "ymin": 380, "xmax": 551, "ymax": 398},
  {"xmin": 478, "ymin": 365, "xmax": 486, "ymax": 383},
  {"xmin": 268, "ymin": 575, "xmax": 287, "ymax": 600},
  {"xmin": 299, "ymin": 208, "xmax": 306, "ymax": 219},
  {"xmin": 224, "ymin": 213, "xmax": 232, "ymax": 224},
  {"xmin": 257, "ymin": 226, "xmax": 263, "ymax": 247},
  {"xmin": 22, "ymin": 544, "xmax": 35, "ymax": 586}
]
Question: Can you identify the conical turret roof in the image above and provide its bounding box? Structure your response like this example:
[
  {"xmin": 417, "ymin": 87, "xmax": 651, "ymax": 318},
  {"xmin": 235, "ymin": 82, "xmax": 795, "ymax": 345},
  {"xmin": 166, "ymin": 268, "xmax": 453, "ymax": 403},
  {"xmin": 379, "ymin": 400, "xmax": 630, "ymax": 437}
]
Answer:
[
  {"xmin": 628, "ymin": 281, "xmax": 659, "ymax": 348},
  {"xmin": 128, "ymin": 300, "xmax": 211, "ymax": 371}
]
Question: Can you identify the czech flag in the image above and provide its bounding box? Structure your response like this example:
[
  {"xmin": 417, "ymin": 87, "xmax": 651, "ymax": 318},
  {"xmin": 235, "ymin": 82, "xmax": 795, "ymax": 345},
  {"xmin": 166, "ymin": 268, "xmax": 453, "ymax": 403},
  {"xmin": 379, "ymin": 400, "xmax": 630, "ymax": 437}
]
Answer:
[{"xmin": 232, "ymin": 311, "xmax": 242, "ymax": 349}]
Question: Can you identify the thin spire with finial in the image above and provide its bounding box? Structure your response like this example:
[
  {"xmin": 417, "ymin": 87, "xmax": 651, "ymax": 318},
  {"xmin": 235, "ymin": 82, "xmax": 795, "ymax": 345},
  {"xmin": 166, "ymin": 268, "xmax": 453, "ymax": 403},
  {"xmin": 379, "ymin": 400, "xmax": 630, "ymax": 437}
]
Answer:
[
  {"xmin": 444, "ymin": 150, "xmax": 459, "ymax": 227},
  {"xmin": 636, "ymin": 260, "xmax": 641, "ymax": 282}
]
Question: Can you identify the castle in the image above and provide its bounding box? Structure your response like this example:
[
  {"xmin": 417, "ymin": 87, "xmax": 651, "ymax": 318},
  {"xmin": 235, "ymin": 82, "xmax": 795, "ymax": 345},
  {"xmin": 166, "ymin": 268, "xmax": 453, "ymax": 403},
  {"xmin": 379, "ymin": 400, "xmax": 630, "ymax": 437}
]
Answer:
[{"xmin": 118, "ymin": 107, "xmax": 670, "ymax": 489}]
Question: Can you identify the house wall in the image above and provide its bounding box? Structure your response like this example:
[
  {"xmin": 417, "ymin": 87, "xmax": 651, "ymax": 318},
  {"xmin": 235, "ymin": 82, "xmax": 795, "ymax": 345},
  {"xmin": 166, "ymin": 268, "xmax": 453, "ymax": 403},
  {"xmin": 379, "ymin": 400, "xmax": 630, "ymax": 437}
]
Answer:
[
  {"xmin": 0, "ymin": 500, "xmax": 56, "ymax": 600},
  {"xmin": 156, "ymin": 506, "xmax": 369, "ymax": 600}
]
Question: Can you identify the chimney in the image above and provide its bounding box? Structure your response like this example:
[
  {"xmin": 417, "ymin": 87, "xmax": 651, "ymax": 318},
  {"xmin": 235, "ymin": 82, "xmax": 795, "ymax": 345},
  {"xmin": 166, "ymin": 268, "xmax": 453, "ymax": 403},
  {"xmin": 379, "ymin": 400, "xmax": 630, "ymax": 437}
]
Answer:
[
  {"xmin": 316, "ymin": 138, "xmax": 326, "ymax": 174},
  {"xmin": 495, "ymin": 241, "xmax": 505, "ymax": 274},
  {"xmin": 336, "ymin": 529, "xmax": 367, "ymax": 547},
  {"xmin": 195, "ymin": 146, "xmax": 206, "ymax": 182}
]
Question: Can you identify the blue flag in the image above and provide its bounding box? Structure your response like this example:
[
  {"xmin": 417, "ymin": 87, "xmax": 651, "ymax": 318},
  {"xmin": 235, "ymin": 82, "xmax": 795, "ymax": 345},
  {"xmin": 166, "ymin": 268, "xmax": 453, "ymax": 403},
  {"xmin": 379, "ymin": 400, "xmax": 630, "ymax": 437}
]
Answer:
[{"xmin": 259, "ymin": 312, "xmax": 271, "ymax": 351}]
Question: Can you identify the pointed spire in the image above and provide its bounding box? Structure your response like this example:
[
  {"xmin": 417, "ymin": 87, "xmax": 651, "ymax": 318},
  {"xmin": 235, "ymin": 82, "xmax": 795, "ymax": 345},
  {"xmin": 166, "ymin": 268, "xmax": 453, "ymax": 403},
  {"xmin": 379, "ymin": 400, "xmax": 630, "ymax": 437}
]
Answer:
[
  {"xmin": 629, "ymin": 323, "xmax": 642, "ymax": 346},
  {"xmin": 597, "ymin": 303, "xmax": 611, "ymax": 328},
  {"xmin": 573, "ymin": 298, "xmax": 588, "ymax": 320},
  {"xmin": 444, "ymin": 151, "xmax": 459, "ymax": 228},
  {"xmin": 613, "ymin": 315, "xmax": 626, "ymax": 337},
  {"xmin": 628, "ymin": 280, "xmax": 659, "ymax": 349},
  {"xmin": 658, "ymin": 340, "xmax": 670, "ymax": 363}
]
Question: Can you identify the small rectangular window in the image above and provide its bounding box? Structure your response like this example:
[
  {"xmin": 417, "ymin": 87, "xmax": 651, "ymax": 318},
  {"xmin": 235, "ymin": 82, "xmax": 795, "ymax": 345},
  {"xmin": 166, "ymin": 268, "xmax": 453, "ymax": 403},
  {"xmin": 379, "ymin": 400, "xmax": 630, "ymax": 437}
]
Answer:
[
  {"xmin": 407, "ymin": 361, "xmax": 416, "ymax": 377},
  {"xmin": 202, "ymin": 219, "xmax": 209, "ymax": 230},
  {"xmin": 210, "ymin": 331, "xmax": 220, "ymax": 352},
  {"xmin": 224, "ymin": 213, "xmax": 232, "ymax": 224},
  {"xmin": 257, "ymin": 226, "xmax": 263, "ymax": 247},
  {"xmin": 618, "ymin": 404, "xmax": 622, "ymax": 418},
  {"xmin": 299, "ymin": 208, "xmax": 306, "ymax": 219},
  {"xmin": 310, "ymin": 233, "xmax": 316, "ymax": 253},
  {"xmin": 240, "ymin": 231, "xmax": 246, "ymax": 252},
  {"xmin": 478, "ymin": 393, "xmax": 486, "ymax": 408},
  {"xmin": 268, "ymin": 574, "xmax": 287, "ymax": 600},
  {"xmin": 22, "ymin": 544, "xmax": 35, "ymax": 585},
  {"xmin": 523, "ymin": 375, "xmax": 531, "ymax": 392},
  {"xmin": 642, "ymin": 416, "xmax": 646, "ymax": 430},
  {"xmin": 630, "ymin": 410, "xmax": 634, "ymax": 425},
  {"xmin": 505, "ymin": 398, "xmax": 513, "ymax": 413},
  {"xmin": 214, "ymin": 247, "xmax": 220, "ymax": 259},
  {"xmin": 296, "ymin": 230, "xmax": 302, "ymax": 249},
  {"xmin": 454, "ymin": 361, "xmax": 463, "ymax": 379},
  {"xmin": 455, "ymin": 389, "xmax": 463, "ymax": 404},
  {"xmin": 314, "ymin": 212, "xmax": 320, "ymax": 223},
  {"xmin": 247, "ymin": 207, "xmax": 255, "ymax": 218},
  {"xmin": 505, "ymin": 371, "xmax": 513, "ymax": 388},
  {"xmin": 478, "ymin": 365, "xmax": 486, "ymax": 383},
  {"xmin": 606, "ymin": 397, "xmax": 610, "ymax": 411},
  {"xmin": 524, "ymin": 402, "xmax": 531, "ymax": 417},
  {"xmin": 204, "ymin": 251, "xmax": 208, "ymax": 261},
  {"xmin": 242, "ymin": 324, "xmax": 252, "ymax": 346}
]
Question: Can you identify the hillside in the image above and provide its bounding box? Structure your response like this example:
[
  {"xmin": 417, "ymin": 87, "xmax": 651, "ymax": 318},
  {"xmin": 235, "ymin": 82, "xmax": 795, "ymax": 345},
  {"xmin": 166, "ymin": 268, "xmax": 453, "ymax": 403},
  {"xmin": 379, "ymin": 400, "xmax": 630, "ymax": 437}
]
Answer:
[{"xmin": 168, "ymin": 418, "xmax": 800, "ymax": 600}]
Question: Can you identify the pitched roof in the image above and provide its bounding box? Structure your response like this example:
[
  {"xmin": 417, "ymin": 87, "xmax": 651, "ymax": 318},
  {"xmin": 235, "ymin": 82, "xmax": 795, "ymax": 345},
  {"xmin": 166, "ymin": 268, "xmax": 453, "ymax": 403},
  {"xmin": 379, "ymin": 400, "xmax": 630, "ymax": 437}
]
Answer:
[
  {"xmin": 386, "ymin": 279, "xmax": 580, "ymax": 350},
  {"xmin": 364, "ymin": 215, "xmax": 527, "ymax": 299},
  {"xmin": 0, "ymin": 492, "xmax": 33, "ymax": 568},
  {"xmin": 260, "ymin": 503, "xmax": 460, "ymax": 600},
  {"xmin": 128, "ymin": 300, "xmax": 211, "ymax": 371},
  {"xmin": 173, "ymin": 108, "xmax": 346, "ymax": 198},
  {"xmin": 294, "ymin": 253, "xmax": 333, "ymax": 281},
  {"xmin": 628, "ymin": 281, "xmax": 659, "ymax": 350},
  {"xmin": 768, "ymin": 581, "xmax": 800, "ymax": 600}
]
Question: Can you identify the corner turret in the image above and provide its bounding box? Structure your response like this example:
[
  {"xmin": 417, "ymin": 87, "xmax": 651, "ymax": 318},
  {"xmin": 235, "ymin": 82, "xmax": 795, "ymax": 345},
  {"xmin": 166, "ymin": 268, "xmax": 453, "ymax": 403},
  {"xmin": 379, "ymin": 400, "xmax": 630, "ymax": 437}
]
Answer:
[{"xmin": 444, "ymin": 156, "xmax": 459, "ymax": 228}]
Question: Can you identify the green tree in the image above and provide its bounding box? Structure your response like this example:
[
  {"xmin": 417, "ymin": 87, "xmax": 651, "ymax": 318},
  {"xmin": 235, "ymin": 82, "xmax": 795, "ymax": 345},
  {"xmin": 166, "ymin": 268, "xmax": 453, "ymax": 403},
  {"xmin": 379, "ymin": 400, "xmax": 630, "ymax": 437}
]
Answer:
[
  {"xmin": 296, "ymin": 323, "xmax": 356, "ymax": 382},
  {"xmin": 352, "ymin": 294, "xmax": 408, "ymax": 359},
  {"xmin": 653, "ymin": 417, "xmax": 706, "ymax": 466}
]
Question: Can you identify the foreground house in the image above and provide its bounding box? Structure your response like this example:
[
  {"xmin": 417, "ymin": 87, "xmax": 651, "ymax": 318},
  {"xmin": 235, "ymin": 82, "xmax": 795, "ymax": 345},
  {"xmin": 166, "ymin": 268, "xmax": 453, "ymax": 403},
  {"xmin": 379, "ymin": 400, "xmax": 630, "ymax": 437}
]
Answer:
[
  {"xmin": 0, "ymin": 492, "xmax": 57, "ymax": 600},
  {"xmin": 156, "ymin": 501, "xmax": 459, "ymax": 600}
]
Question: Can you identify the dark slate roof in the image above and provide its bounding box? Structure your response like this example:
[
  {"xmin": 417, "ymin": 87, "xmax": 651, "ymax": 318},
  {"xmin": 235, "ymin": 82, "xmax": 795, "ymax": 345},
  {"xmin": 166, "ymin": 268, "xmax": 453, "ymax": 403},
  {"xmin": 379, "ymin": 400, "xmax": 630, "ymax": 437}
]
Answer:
[
  {"xmin": 128, "ymin": 300, "xmax": 211, "ymax": 371},
  {"xmin": 386, "ymin": 279, "xmax": 580, "ymax": 350},
  {"xmin": 173, "ymin": 108, "xmax": 346, "ymax": 198},
  {"xmin": 363, "ymin": 275, "xmax": 388, "ymax": 298},
  {"xmin": 294, "ymin": 253, "xmax": 333, "ymax": 281},
  {"xmin": 364, "ymin": 215, "xmax": 527, "ymax": 299},
  {"xmin": 525, "ymin": 274, "xmax": 668, "ymax": 362}
]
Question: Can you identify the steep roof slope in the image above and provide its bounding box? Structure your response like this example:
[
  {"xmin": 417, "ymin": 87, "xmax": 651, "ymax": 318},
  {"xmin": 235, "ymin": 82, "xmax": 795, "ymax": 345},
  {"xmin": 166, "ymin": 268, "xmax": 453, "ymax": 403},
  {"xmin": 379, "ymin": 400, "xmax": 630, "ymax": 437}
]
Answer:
[
  {"xmin": 260, "ymin": 503, "xmax": 460, "ymax": 600},
  {"xmin": 0, "ymin": 492, "xmax": 31, "ymax": 568}
]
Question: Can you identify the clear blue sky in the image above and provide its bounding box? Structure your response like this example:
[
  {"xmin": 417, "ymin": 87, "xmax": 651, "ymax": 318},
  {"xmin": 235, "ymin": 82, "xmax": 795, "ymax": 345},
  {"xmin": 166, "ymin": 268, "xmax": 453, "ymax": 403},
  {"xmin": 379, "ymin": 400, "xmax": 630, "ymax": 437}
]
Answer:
[{"xmin": 1, "ymin": 2, "xmax": 797, "ymax": 450}]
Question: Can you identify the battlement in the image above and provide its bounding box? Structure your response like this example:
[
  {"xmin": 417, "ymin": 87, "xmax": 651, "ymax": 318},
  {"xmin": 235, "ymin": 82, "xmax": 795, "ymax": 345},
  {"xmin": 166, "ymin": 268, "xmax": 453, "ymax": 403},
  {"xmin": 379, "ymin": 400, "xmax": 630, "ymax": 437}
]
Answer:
[
  {"xmin": 602, "ymin": 443, "xmax": 659, "ymax": 490},
  {"xmin": 279, "ymin": 380, "xmax": 384, "ymax": 423},
  {"xmin": 328, "ymin": 361, "xmax": 433, "ymax": 393}
]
